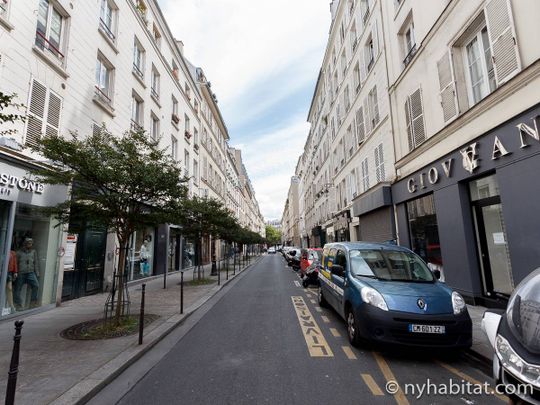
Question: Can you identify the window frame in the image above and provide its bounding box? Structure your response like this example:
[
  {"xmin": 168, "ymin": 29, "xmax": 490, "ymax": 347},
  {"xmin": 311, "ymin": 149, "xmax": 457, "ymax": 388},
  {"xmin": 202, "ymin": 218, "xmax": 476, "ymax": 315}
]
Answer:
[
  {"xmin": 95, "ymin": 52, "xmax": 114, "ymax": 104},
  {"xmin": 133, "ymin": 36, "xmax": 145, "ymax": 79},
  {"xmin": 99, "ymin": 0, "xmax": 117, "ymax": 43},
  {"xmin": 35, "ymin": 0, "xmax": 69, "ymax": 64}
]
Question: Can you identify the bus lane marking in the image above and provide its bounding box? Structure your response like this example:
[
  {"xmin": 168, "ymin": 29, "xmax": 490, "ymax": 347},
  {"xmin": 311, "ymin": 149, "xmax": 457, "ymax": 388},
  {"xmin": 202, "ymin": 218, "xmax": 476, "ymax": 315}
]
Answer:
[
  {"xmin": 361, "ymin": 373, "xmax": 384, "ymax": 396},
  {"xmin": 330, "ymin": 328, "xmax": 341, "ymax": 337},
  {"xmin": 291, "ymin": 296, "xmax": 334, "ymax": 358},
  {"xmin": 342, "ymin": 346, "xmax": 357, "ymax": 360},
  {"xmin": 372, "ymin": 352, "xmax": 409, "ymax": 405}
]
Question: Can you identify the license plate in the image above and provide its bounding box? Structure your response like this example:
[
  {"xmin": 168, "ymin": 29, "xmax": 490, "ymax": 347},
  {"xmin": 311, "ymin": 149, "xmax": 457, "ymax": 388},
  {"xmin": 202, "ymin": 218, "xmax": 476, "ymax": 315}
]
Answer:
[{"xmin": 409, "ymin": 324, "xmax": 446, "ymax": 334}]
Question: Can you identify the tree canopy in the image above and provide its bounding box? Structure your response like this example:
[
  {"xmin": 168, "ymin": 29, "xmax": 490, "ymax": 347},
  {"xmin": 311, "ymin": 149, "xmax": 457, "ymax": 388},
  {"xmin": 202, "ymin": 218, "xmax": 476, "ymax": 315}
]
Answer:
[{"xmin": 265, "ymin": 225, "xmax": 281, "ymax": 246}]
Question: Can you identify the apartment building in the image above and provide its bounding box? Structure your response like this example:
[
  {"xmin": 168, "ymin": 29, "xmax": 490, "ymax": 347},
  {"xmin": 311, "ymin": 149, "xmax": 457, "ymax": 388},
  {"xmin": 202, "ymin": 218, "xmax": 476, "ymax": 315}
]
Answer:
[
  {"xmin": 0, "ymin": 0, "xmax": 262, "ymax": 317},
  {"xmin": 301, "ymin": 0, "xmax": 397, "ymax": 248},
  {"xmin": 384, "ymin": 0, "xmax": 540, "ymax": 306},
  {"xmin": 281, "ymin": 176, "xmax": 301, "ymax": 247}
]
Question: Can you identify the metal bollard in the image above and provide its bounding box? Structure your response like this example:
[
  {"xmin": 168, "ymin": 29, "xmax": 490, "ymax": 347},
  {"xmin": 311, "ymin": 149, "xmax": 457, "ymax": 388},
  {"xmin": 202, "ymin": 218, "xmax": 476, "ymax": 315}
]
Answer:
[
  {"xmin": 5, "ymin": 320, "xmax": 24, "ymax": 405},
  {"xmin": 180, "ymin": 271, "xmax": 184, "ymax": 314},
  {"xmin": 138, "ymin": 284, "xmax": 146, "ymax": 345}
]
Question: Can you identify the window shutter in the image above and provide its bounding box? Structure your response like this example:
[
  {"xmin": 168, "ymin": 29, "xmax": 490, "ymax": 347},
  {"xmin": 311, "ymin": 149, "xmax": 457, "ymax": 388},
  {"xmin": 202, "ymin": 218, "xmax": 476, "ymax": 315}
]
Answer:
[
  {"xmin": 371, "ymin": 87, "xmax": 379, "ymax": 126},
  {"xmin": 437, "ymin": 50, "xmax": 458, "ymax": 122},
  {"xmin": 484, "ymin": 0, "xmax": 520, "ymax": 85},
  {"xmin": 404, "ymin": 97, "xmax": 414, "ymax": 151},
  {"xmin": 363, "ymin": 98, "xmax": 371, "ymax": 134},
  {"xmin": 25, "ymin": 79, "xmax": 47, "ymax": 147},
  {"xmin": 410, "ymin": 88, "xmax": 425, "ymax": 148},
  {"xmin": 372, "ymin": 19, "xmax": 379, "ymax": 57},
  {"xmin": 46, "ymin": 91, "xmax": 62, "ymax": 137},
  {"xmin": 374, "ymin": 146, "xmax": 380, "ymax": 181},
  {"xmin": 356, "ymin": 106, "xmax": 365, "ymax": 144},
  {"xmin": 360, "ymin": 51, "xmax": 367, "ymax": 82}
]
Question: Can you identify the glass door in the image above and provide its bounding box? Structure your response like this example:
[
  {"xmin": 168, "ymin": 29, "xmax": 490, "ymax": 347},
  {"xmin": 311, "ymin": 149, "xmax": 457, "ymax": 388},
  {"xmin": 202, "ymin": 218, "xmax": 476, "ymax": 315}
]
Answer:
[{"xmin": 470, "ymin": 175, "xmax": 514, "ymax": 297}]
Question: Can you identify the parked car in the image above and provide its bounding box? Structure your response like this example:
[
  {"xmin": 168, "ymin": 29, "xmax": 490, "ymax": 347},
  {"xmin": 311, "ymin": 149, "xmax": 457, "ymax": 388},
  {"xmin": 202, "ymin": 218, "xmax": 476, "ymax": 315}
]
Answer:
[
  {"xmin": 300, "ymin": 248, "xmax": 323, "ymax": 276},
  {"xmin": 482, "ymin": 268, "xmax": 540, "ymax": 405},
  {"xmin": 318, "ymin": 242, "xmax": 472, "ymax": 348},
  {"xmin": 268, "ymin": 246, "xmax": 276, "ymax": 254}
]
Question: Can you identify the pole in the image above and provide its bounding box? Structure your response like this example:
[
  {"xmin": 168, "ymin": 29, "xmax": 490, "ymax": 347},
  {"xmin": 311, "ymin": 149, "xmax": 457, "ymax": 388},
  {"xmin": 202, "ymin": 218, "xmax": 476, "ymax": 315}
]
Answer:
[
  {"xmin": 233, "ymin": 244, "xmax": 236, "ymax": 275},
  {"xmin": 180, "ymin": 272, "xmax": 184, "ymax": 314},
  {"xmin": 138, "ymin": 284, "xmax": 146, "ymax": 345},
  {"xmin": 5, "ymin": 320, "xmax": 23, "ymax": 405}
]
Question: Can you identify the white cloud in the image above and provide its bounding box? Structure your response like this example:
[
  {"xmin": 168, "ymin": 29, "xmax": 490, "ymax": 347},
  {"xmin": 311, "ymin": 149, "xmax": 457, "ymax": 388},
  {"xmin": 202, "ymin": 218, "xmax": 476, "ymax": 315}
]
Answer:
[{"xmin": 160, "ymin": 0, "xmax": 329, "ymax": 220}]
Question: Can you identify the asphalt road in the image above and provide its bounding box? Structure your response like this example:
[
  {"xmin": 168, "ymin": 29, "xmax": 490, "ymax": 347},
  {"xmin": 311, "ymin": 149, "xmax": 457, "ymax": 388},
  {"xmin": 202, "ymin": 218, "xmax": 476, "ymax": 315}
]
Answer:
[{"xmin": 111, "ymin": 254, "xmax": 505, "ymax": 405}]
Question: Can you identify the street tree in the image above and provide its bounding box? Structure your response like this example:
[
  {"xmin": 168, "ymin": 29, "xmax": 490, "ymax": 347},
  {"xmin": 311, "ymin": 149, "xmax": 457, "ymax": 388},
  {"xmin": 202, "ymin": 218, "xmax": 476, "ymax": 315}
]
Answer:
[
  {"xmin": 0, "ymin": 91, "xmax": 25, "ymax": 136},
  {"xmin": 265, "ymin": 225, "xmax": 281, "ymax": 247},
  {"xmin": 32, "ymin": 127, "xmax": 188, "ymax": 325}
]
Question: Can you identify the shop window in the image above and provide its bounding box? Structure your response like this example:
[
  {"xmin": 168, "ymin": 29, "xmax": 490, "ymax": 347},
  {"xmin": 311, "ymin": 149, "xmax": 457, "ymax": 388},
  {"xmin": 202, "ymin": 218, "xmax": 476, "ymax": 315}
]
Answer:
[
  {"xmin": 126, "ymin": 227, "xmax": 155, "ymax": 281},
  {"xmin": 406, "ymin": 194, "xmax": 444, "ymax": 280},
  {"xmin": 5, "ymin": 203, "xmax": 61, "ymax": 314}
]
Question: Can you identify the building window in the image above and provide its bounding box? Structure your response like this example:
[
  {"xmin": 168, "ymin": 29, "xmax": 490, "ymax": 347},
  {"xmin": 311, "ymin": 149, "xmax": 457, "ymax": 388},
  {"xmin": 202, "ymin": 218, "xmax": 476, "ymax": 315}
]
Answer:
[
  {"xmin": 364, "ymin": 36, "xmax": 375, "ymax": 73},
  {"xmin": 344, "ymin": 86, "xmax": 351, "ymax": 112},
  {"xmin": 152, "ymin": 23, "xmax": 161, "ymax": 48},
  {"xmin": 131, "ymin": 92, "xmax": 143, "ymax": 130},
  {"xmin": 184, "ymin": 150, "xmax": 190, "ymax": 177},
  {"xmin": 99, "ymin": 0, "xmax": 116, "ymax": 42},
  {"xmin": 374, "ymin": 143, "xmax": 385, "ymax": 182},
  {"xmin": 0, "ymin": 0, "xmax": 9, "ymax": 19},
  {"xmin": 368, "ymin": 86, "xmax": 379, "ymax": 129},
  {"xmin": 360, "ymin": 0, "xmax": 369, "ymax": 25},
  {"xmin": 361, "ymin": 158, "xmax": 369, "ymax": 192},
  {"xmin": 171, "ymin": 135, "xmax": 178, "ymax": 160},
  {"xmin": 340, "ymin": 51, "xmax": 347, "ymax": 78},
  {"xmin": 404, "ymin": 88, "xmax": 425, "ymax": 151},
  {"xmin": 25, "ymin": 79, "xmax": 62, "ymax": 147},
  {"xmin": 464, "ymin": 26, "xmax": 496, "ymax": 105},
  {"xmin": 184, "ymin": 114, "xmax": 190, "ymax": 137},
  {"xmin": 355, "ymin": 106, "xmax": 365, "ymax": 144},
  {"xmin": 171, "ymin": 96, "xmax": 179, "ymax": 124},
  {"xmin": 133, "ymin": 37, "xmax": 145, "ymax": 79},
  {"xmin": 402, "ymin": 21, "xmax": 416, "ymax": 67},
  {"xmin": 134, "ymin": 0, "xmax": 147, "ymax": 22},
  {"xmin": 35, "ymin": 0, "xmax": 67, "ymax": 62},
  {"xmin": 193, "ymin": 159, "xmax": 198, "ymax": 185},
  {"xmin": 353, "ymin": 62, "xmax": 361, "ymax": 93},
  {"xmin": 151, "ymin": 65, "xmax": 160, "ymax": 100},
  {"xmin": 184, "ymin": 83, "xmax": 191, "ymax": 101},
  {"xmin": 350, "ymin": 22, "xmax": 358, "ymax": 53},
  {"xmin": 95, "ymin": 54, "xmax": 114, "ymax": 106},
  {"xmin": 193, "ymin": 127, "xmax": 199, "ymax": 146},
  {"xmin": 151, "ymin": 113, "xmax": 159, "ymax": 140}
]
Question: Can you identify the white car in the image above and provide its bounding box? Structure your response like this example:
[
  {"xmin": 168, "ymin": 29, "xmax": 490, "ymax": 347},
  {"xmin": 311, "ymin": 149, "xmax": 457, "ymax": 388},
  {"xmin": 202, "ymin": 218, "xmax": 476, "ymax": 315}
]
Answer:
[{"xmin": 268, "ymin": 247, "xmax": 276, "ymax": 254}]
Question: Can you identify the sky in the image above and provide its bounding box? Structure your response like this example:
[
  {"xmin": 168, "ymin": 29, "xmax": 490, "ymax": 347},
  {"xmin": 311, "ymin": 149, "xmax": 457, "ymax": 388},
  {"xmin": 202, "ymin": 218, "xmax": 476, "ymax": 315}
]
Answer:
[{"xmin": 160, "ymin": 0, "xmax": 330, "ymax": 220}]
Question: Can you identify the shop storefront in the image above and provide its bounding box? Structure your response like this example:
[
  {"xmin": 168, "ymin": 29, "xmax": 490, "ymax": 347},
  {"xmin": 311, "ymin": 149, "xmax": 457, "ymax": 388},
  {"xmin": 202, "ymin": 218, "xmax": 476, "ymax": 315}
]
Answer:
[
  {"xmin": 351, "ymin": 184, "xmax": 395, "ymax": 243},
  {"xmin": 392, "ymin": 104, "xmax": 540, "ymax": 307},
  {"xmin": 0, "ymin": 156, "xmax": 68, "ymax": 317},
  {"xmin": 310, "ymin": 226, "xmax": 323, "ymax": 248},
  {"xmin": 125, "ymin": 227, "xmax": 156, "ymax": 281},
  {"xmin": 333, "ymin": 212, "xmax": 351, "ymax": 242}
]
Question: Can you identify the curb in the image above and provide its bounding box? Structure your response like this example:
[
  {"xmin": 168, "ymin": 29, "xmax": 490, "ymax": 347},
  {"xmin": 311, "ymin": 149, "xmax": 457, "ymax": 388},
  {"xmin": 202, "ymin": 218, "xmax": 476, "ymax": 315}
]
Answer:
[{"xmin": 51, "ymin": 256, "xmax": 263, "ymax": 405}]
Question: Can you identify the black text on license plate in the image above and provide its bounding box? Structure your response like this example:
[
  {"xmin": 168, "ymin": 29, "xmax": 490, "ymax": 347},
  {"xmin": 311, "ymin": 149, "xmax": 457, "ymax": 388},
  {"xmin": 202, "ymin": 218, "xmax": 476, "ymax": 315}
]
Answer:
[{"xmin": 409, "ymin": 324, "xmax": 446, "ymax": 334}]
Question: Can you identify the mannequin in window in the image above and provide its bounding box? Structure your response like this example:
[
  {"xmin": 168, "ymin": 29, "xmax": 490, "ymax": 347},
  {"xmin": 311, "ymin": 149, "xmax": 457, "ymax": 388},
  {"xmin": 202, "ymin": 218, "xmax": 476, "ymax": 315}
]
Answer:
[
  {"xmin": 139, "ymin": 235, "xmax": 152, "ymax": 277},
  {"xmin": 14, "ymin": 237, "xmax": 40, "ymax": 310},
  {"xmin": 6, "ymin": 249, "xmax": 18, "ymax": 313}
]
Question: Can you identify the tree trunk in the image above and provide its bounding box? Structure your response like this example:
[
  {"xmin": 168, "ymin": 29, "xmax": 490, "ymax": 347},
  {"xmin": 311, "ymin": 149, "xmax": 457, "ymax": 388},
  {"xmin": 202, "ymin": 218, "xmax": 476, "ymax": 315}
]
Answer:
[{"xmin": 114, "ymin": 238, "xmax": 128, "ymax": 326}]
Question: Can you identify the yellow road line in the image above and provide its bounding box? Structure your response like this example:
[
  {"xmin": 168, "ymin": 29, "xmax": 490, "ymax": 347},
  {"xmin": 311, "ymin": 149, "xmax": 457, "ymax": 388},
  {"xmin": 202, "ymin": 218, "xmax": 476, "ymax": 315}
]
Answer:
[
  {"xmin": 330, "ymin": 328, "xmax": 341, "ymax": 337},
  {"xmin": 372, "ymin": 352, "xmax": 410, "ymax": 405},
  {"xmin": 436, "ymin": 361, "xmax": 507, "ymax": 402},
  {"xmin": 361, "ymin": 373, "xmax": 384, "ymax": 396},
  {"xmin": 342, "ymin": 346, "xmax": 357, "ymax": 360},
  {"xmin": 321, "ymin": 315, "xmax": 330, "ymax": 323},
  {"xmin": 291, "ymin": 296, "xmax": 333, "ymax": 357},
  {"xmin": 315, "ymin": 307, "xmax": 322, "ymax": 313}
]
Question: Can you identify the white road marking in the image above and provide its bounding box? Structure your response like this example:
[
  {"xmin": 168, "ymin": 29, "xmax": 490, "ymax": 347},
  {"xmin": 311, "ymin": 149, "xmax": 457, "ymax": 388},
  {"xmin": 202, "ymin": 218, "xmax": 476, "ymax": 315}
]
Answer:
[{"xmin": 294, "ymin": 280, "xmax": 301, "ymax": 287}]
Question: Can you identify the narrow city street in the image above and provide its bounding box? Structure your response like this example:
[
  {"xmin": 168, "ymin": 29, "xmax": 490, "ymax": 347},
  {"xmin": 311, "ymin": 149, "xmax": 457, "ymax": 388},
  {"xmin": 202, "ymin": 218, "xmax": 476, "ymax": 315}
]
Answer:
[{"xmin": 94, "ymin": 255, "xmax": 505, "ymax": 405}]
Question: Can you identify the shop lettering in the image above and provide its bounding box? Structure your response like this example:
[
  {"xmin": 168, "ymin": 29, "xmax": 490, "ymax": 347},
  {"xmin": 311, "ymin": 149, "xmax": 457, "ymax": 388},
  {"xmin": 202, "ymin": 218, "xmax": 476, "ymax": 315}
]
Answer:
[
  {"xmin": 407, "ymin": 116, "xmax": 540, "ymax": 194},
  {"xmin": 0, "ymin": 173, "xmax": 45, "ymax": 194}
]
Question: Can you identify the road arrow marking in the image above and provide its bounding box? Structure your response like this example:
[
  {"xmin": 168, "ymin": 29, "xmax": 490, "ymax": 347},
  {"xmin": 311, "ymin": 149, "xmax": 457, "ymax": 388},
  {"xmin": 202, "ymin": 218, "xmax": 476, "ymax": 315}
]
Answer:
[{"xmin": 291, "ymin": 296, "xmax": 333, "ymax": 357}]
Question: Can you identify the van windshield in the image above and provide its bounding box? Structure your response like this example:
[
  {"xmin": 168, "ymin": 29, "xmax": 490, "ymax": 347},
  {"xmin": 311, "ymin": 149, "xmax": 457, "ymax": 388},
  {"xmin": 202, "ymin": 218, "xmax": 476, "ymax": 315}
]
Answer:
[{"xmin": 349, "ymin": 249, "xmax": 434, "ymax": 282}]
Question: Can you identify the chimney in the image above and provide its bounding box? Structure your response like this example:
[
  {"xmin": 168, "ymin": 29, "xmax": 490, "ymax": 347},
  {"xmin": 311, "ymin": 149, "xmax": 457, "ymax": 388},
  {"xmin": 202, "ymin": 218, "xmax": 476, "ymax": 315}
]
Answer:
[{"xmin": 176, "ymin": 40, "xmax": 184, "ymax": 55}]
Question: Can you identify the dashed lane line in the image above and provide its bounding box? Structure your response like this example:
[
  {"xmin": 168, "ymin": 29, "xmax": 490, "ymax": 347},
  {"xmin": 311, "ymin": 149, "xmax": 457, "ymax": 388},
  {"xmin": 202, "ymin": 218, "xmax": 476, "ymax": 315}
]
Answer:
[
  {"xmin": 294, "ymin": 280, "xmax": 301, "ymax": 287},
  {"xmin": 291, "ymin": 296, "xmax": 334, "ymax": 357},
  {"xmin": 372, "ymin": 352, "xmax": 410, "ymax": 405},
  {"xmin": 342, "ymin": 346, "xmax": 357, "ymax": 360},
  {"xmin": 435, "ymin": 361, "xmax": 507, "ymax": 402},
  {"xmin": 321, "ymin": 315, "xmax": 330, "ymax": 323},
  {"xmin": 314, "ymin": 307, "xmax": 322, "ymax": 313},
  {"xmin": 330, "ymin": 328, "xmax": 341, "ymax": 337},
  {"xmin": 361, "ymin": 373, "xmax": 384, "ymax": 396},
  {"xmin": 310, "ymin": 299, "xmax": 317, "ymax": 305}
]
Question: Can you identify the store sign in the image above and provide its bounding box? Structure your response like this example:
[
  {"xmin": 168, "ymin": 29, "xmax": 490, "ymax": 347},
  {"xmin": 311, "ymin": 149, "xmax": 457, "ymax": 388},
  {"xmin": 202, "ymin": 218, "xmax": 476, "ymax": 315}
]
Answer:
[
  {"xmin": 407, "ymin": 116, "xmax": 539, "ymax": 194},
  {"xmin": 0, "ymin": 172, "xmax": 45, "ymax": 196}
]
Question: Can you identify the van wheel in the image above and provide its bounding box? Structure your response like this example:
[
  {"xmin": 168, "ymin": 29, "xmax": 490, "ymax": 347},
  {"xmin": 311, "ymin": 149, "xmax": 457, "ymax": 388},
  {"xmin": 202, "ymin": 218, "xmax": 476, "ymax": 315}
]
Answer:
[
  {"xmin": 347, "ymin": 309, "xmax": 362, "ymax": 347},
  {"xmin": 318, "ymin": 286, "xmax": 328, "ymax": 308}
]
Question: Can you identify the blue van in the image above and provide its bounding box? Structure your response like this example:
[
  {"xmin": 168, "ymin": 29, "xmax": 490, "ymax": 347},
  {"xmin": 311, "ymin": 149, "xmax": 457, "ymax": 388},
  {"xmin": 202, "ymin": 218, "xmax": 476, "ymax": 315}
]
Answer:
[{"xmin": 318, "ymin": 242, "xmax": 472, "ymax": 348}]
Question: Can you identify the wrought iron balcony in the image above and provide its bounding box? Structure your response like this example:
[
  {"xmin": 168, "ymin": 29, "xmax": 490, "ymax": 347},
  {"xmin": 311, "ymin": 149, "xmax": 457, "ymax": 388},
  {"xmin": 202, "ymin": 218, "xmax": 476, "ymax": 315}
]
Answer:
[{"xmin": 403, "ymin": 44, "xmax": 417, "ymax": 68}]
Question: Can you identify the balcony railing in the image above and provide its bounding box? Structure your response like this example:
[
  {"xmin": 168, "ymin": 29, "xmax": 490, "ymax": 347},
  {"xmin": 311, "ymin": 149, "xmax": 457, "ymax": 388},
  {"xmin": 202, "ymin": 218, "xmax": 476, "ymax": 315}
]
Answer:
[
  {"xmin": 132, "ymin": 63, "xmax": 144, "ymax": 79},
  {"xmin": 94, "ymin": 86, "xmax": 112, "ymax": 106},
  {"xmin": 150, "ymin": 87, "xmax": 159, "ymax": 100},
  {"xmin": 0, "ymin": 1, "xmax": 7, "ymax": 16},
  {"xmin": 35, "ymin": 30, "xmax": 64, "ymax": 61},
  {"xmin": 130, "ymin": 119, "xmax": 143, "ymax": 131},
  {"xmin": 99, "ymin": 18, "xmax": 115, "ymax": 41},
  {"xmin": 171, "ymin": 113, "xmax": 180, "ymax": 124},
  {"xmin": 403, "ymin": 44, "xmax": 417, "ymax": 68}
]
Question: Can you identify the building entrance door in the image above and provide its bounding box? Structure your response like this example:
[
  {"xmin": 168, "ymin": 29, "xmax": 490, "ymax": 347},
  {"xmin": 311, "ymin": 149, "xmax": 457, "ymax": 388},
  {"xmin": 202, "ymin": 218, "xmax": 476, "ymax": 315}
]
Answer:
[{"xmin": 470, "ymin": 175, "xmax": 513, "ymax": 298}]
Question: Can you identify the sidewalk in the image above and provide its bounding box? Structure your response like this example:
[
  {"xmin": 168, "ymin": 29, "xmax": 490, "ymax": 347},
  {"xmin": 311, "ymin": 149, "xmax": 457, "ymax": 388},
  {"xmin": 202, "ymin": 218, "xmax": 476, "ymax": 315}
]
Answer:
[{"xmin": 0, "ymin": 255, "xmax": 261, "ymax": 405}]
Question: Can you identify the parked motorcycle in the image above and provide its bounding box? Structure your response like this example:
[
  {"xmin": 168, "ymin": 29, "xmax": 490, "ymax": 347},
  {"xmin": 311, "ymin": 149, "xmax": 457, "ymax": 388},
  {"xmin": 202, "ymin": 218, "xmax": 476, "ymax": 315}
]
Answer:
[
  {"xmin": 302, "ymin": 262, "xmax": 321, "ymax": 288},
  {"xmin": 481, "ymin": 268, "xmax": 540, "ymax": 404}
]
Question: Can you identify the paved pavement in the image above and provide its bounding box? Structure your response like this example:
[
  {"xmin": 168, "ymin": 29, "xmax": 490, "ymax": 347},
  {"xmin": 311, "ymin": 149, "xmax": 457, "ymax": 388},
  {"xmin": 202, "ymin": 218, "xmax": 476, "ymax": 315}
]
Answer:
[
  {"xmin": 0, "ymin": 256, "xmax": 259, "ymax": 405},
  {"xmin": 110, "ymin": 254, "xmax": 504, "ymax": 405}
]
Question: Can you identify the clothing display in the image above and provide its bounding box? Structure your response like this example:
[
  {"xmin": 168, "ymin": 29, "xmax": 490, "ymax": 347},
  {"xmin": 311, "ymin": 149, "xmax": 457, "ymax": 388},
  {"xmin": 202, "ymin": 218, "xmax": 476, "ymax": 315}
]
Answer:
[
  {"xmin": 139, "ymin": 240, "xmax": 151, "ymax": 276},
  {"xmin": 6, "ymin": 251, "xmax": 18, "ymax": 313},
  {"xmin": 14, "ymin": 239, "xmax": 40, "ymax": 309}
]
